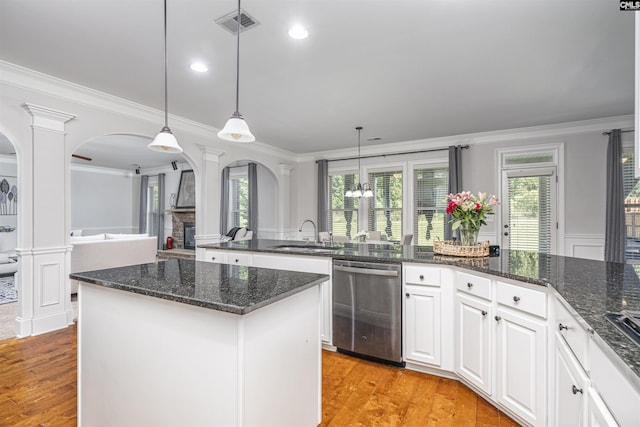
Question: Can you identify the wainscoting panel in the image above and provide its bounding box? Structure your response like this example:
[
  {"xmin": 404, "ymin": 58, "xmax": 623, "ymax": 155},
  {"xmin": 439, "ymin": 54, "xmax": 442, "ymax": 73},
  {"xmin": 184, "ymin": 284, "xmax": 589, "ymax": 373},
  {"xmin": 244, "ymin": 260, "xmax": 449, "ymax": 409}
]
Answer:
[
  {"xmin": 39, "ymin": 262, "xmax": 61, "ymax": 306},
  {"xmin": 564, "ymin": 234, "xmax": 604, "ymax": 261}
]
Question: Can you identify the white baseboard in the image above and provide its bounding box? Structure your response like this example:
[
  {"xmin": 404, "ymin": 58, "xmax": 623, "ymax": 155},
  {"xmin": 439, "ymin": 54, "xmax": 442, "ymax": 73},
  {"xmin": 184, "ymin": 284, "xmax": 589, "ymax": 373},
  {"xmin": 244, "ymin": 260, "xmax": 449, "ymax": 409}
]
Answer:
[{"xmin": 30, "ymin": 311, "xmax": 69, "ymax": 336}]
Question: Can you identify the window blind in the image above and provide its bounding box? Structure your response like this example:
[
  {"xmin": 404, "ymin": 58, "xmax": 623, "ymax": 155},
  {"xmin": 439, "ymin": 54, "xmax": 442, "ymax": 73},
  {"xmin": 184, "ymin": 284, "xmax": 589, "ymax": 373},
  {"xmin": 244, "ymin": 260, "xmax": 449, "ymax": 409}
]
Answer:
[
  {"xmin": 329, "ymin": 172, "xmax": 359, "ymax": 238},
  {"xmin": 367, "ymin": 170, "xmax": 403, "ymax": 239},
  {"xmin": 413, "ymin": 167, "xmax": 448, "ymax": 245},
  {"xmin": 507, "ymin": 174, "xmax": 551, "ymax": 253}
]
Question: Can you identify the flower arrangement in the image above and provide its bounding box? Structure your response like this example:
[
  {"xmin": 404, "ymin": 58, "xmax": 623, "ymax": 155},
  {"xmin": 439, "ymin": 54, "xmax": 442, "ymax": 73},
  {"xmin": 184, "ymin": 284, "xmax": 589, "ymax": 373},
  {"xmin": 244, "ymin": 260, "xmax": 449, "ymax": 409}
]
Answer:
[
  {"xmin": 354, "ymin": 230, "xmax": 370, "ymax": 242},
  {"xmin": 446, "ymin": 191, "xmax": 499, "ymax": 246}
]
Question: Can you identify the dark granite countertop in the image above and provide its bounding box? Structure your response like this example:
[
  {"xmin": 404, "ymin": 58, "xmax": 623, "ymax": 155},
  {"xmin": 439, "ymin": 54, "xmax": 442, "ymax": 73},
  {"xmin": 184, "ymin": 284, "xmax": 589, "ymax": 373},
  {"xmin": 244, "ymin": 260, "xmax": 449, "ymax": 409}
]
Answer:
[
  {"xmin": 70, "ymin": 258, "xmax": 328, "ymax": 315},
  {"xmin": 201, "ymin": 239, "xmax": 640, "ymax": 383}
]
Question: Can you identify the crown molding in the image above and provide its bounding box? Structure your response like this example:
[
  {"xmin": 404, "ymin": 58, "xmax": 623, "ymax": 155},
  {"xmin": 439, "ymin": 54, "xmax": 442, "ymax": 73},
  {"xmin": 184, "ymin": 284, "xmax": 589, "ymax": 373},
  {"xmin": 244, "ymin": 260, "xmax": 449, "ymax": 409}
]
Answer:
[
  {"xmin": 0, "ymin": 61, "xmax": 299, "ymax": 162},
  {"xmin": 295, "ymin": 115, "xmax": 635, "ymax": 163},
  {"xmin": 70, "ymin": 163, "xmax": 134, "ymax": 177}
]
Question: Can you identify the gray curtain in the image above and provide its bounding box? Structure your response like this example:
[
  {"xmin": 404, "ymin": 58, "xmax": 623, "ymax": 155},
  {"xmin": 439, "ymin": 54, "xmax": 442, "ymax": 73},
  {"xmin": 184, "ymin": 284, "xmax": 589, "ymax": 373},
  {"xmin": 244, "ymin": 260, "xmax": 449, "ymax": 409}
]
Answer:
[
  {"xmin": 138, "ymin": 175, "xmax": 149, "ymax": 234},
  {"xmin": 220, "ymin": 167, "xmax": 230, "ymax": 235},
  {"xmin": 317, "ymin": 159, "xmax": 329, "ymax": 232},
  {"xmin": 157, "ymin": 173, "xmax": 165, "ymax": 250},
  {"xmin": 248, "ymin": 162, "xmax": 258, "ymax": 238},
  {"xmin": 605, "ymin": 129, "xmax": 625, "ymax": 262},
  {"xmin": 445, "ymin": 145, "xmax": 462, "ymax": 241}
]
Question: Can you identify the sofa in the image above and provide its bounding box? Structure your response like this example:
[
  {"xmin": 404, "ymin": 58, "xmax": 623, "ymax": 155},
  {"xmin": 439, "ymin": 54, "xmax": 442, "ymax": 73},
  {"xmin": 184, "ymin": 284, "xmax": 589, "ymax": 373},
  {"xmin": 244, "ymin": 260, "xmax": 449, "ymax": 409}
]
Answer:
[{"xmin": 70, "ymin": 233, "xmax": 158, "ymax": 294}]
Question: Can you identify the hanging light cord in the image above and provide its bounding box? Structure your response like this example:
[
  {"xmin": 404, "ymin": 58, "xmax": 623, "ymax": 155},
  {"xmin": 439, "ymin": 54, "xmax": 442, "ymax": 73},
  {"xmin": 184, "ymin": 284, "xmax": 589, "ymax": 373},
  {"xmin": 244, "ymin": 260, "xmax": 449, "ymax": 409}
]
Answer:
[
  {"xmin": 163, "ymin": 0, "xmax": 169, "ymax": 128},
  {"xmin": 357, "ymin": 126, "xmax": 362, "ymax": 184},
  {"xmin": 234, "ymin": 0, "xmax": 241, "ymax": 115}
]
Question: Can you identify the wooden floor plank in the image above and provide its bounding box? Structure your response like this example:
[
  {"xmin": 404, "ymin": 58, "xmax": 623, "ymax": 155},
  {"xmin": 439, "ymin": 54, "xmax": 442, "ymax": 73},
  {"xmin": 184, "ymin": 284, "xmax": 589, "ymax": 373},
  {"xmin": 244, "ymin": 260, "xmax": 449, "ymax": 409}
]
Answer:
[{"xmin": 0, "ymin": 327, "xmax": 520, "ymax": 427}]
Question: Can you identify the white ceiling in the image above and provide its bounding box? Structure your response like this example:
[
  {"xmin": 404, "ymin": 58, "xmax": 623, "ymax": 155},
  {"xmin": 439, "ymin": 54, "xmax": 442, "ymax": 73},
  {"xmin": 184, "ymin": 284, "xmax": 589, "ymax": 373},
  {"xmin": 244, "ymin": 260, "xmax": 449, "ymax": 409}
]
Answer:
[{"xmin": 0, "ymin": 0, "xmax": 635, "ymax": 169}]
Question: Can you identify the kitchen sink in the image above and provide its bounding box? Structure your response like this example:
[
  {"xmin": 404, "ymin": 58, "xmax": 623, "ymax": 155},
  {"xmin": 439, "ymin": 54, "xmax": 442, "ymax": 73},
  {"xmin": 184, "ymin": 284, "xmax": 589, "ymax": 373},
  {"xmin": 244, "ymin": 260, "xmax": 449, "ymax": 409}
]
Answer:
[{"xmin": 268, "ymin": 244, "xmax": 338, "ymax": 253}]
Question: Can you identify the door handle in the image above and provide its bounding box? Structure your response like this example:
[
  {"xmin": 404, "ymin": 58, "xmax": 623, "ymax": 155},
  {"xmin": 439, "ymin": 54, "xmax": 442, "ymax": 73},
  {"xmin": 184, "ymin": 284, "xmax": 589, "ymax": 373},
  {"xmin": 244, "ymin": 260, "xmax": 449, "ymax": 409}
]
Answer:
[{"xmin": 334, "ymin": 265, "xmax": 399, "ymax": 277}]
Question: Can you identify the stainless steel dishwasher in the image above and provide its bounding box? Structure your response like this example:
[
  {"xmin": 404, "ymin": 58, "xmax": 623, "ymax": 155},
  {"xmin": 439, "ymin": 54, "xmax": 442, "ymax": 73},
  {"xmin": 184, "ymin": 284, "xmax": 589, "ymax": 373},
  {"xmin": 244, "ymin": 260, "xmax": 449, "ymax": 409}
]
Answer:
[{"xmin": 332, "ymin": 259, "xmax": 403, "ymax": 365}]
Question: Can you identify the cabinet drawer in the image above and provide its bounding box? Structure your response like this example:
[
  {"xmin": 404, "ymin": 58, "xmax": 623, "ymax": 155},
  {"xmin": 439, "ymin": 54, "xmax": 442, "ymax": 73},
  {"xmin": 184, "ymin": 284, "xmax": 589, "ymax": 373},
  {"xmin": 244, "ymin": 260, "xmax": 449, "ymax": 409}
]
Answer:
[
  {"xmin": 554, "ymin": 297, "xmax": 589, "ymax": 370},
  {"xmin": 228, "ymin": 252, "xmax": 252, "ymax": 266},
  {"xmin": 405, "ymin": 265, "xmax": 440, "ymax": 286},
  {"xmin": 206, "ymin": 250, "xmax": 227, "ymax": 264},
  {"xmin": 497, "ymin": 281, "xmax": 547, "ymax": 318},
  {"xmin": 456, "ymin": 271, "xmax": 492, "ymax": 300}
]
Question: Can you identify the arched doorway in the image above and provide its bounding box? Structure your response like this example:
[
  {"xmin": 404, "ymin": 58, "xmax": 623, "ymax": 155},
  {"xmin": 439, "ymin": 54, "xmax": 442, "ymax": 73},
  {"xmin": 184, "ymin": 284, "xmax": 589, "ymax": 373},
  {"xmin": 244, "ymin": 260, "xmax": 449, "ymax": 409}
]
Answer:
[{"xmin": 0, "ymin": 131, "xmax": 19, "ymax": 340}]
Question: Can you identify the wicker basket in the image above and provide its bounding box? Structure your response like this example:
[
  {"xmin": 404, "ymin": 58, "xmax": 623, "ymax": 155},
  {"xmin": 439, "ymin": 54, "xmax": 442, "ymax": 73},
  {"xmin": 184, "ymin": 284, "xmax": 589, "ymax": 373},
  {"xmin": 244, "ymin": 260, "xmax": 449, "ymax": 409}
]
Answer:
[{"xmin": 433, "ymin": 239, "xmax": 489, "ymax": 257}]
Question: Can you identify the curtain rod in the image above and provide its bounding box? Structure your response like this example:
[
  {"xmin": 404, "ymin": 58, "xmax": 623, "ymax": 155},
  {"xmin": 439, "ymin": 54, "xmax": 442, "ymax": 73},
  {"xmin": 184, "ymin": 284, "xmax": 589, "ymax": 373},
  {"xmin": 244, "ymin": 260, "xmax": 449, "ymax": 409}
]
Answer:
[
  {"xmin": 316, "ymin": 144, "xmax": 469, "ymax": 163},
  {"xmin": 602, "ymin": 129, "xmax": 634, "ymax": 135}
]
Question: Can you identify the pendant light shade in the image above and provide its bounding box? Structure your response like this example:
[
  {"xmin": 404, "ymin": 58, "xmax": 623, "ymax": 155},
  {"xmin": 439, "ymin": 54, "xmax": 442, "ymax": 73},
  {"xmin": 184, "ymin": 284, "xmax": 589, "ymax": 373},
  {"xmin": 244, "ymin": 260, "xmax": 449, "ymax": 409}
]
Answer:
[
  {"xmin": 345, "ymin": 126, "xmax": 373, "ymax": 198},
  {"xmin": 218, "ymin": 112, "xmax": 255, "ymax": 143},
  {"xmin": 218, "ymin": 0, "xmax": 255, "ymax": 143},
  {"xmin": 149, "ymin": 126, "xmax": 182, "ymax": 153},
  {"xmin": 148, "ymin": 0, "xmax": 183, "ymax": 153}
]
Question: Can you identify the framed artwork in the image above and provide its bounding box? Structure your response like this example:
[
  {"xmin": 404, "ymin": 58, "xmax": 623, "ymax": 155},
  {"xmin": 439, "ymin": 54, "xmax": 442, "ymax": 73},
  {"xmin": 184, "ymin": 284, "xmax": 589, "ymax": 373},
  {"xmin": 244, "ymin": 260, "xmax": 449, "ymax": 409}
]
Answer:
[
  {"xmin": 176, "ymin": 170, "xmax": 196, "ymax": 208},
  {"xmin": 0, "ymin": 177, "xmax": 17, "ymax": 215}
]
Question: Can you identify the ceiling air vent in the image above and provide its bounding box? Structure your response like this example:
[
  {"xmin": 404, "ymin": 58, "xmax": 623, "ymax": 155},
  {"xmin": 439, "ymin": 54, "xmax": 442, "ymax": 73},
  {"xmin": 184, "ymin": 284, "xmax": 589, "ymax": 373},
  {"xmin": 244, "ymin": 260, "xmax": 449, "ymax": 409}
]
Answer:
[{"xmin": 215, "ymin": 9, "xmax": 259, "ymax": 34}]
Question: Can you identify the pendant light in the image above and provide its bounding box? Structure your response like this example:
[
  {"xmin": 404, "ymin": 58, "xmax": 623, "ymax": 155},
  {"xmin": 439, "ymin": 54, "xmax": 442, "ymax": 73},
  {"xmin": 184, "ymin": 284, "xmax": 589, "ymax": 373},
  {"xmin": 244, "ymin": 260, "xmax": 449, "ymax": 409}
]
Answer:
[
  {"xmin": 217, "ymin": 0, "xmax": 255, "ymax": 143},
  {"xmin": 148, "ymin": 0, "xmax": 183, "ymax": 153},
  {"xmin": 345, "ymin": 126, "xmax": 373, "ymax": 198}
]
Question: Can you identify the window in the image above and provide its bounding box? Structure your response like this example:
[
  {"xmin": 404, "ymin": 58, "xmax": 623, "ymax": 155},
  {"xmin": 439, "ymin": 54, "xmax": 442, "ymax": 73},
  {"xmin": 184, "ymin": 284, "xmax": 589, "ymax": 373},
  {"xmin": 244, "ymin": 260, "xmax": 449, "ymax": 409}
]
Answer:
[
  {"xmin": 329, "ymin": 172, "xmax": 359, "ymax": 239},
  {"xmin": 413, "ymin": 167, "xmax": 448, "ymax": 245},
  {"xmin": 229, "ymin": 173, "xmax": 248, "ymax": 228},
  {"xmin": 622, "ymin": 149, "xmax": 640, "ymax": 260},
  {"xmin": 146, "ymin": 178, "xmax": 159, "ymax": 236},
  {"xmin": 368, "ymin": 170, "xmax": 403, "ymax": 239}
]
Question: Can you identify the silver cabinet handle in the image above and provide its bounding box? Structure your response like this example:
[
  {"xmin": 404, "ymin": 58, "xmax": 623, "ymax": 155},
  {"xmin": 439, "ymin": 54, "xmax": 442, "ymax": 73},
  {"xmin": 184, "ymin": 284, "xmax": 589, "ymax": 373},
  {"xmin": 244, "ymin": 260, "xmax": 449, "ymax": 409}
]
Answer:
[
  {"xmin": 334, "ymin": 265, "xmax": 399, "ymax": 277},
  {"xmin": 559, "ymin": 323, "xmax": 569, "ymax": 331},
  {"xmin": 495, "ymin": 315, "xmax": 501, "ymax": 322},
  {"xmin": 481, "ymin": 310, "xmax": 487, "ymax": 316},
  {"xmin": 513, "ymin": 296, "xmax": 520, "ymax": 302},
  {"xmin": 572, "ymin": 385, "xmax": 583, "ymax": 395},
  {"xmin": 467, "ymin": 282, "xmax": 473, "ymax": 288}
]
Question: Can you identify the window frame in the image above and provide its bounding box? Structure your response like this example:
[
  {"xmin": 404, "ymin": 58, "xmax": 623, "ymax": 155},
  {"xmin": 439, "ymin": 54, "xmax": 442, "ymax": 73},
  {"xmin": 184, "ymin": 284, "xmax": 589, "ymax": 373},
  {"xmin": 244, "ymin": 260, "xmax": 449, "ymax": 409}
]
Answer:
[
  {"xmin": 228, "ymin": 166, "xmax": 249, "ymax": 229},
  {"xmin": 409, "ymin": 160, "xmax": 449, "ymax": 246},
  {"xmin": 363, "ymin": 163, "xmax": 406, "ymax": 241},
  {"xmin": 327, "ymin": 166, "xmax": 359, "ymax": 239}
]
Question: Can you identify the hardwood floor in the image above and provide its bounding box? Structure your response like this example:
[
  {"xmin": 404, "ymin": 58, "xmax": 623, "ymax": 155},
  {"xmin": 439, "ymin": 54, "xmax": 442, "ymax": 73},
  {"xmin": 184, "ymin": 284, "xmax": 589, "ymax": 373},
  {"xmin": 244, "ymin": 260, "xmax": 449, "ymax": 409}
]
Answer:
[
  {"xmin": 0, "ymin": 326, "xmax": 519, "ymax": 426},
  {"xmin": 0, "ymin": 324, "xmax": 77, "ymax": 427}
]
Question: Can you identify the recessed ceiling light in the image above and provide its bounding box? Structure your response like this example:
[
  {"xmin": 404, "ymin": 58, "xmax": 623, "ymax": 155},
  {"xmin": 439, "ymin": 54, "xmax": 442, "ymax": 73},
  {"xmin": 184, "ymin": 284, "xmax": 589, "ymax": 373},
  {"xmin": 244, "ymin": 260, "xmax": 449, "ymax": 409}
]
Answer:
[
  {"xmin": 288, "ymin": 24, "xmax": 309, "ymax": 40},
  {"xmin": 190, "ymin": 62, "xmax": 208, "ymax": 73}
]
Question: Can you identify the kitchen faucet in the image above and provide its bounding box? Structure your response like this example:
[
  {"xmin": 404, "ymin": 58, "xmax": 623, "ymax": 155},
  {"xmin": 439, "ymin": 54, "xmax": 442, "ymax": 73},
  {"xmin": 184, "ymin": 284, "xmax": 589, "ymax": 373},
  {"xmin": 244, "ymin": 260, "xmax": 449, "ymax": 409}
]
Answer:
[{"xmin": 298, "ymin": 219, "xmax": 317, "ymax": 243}]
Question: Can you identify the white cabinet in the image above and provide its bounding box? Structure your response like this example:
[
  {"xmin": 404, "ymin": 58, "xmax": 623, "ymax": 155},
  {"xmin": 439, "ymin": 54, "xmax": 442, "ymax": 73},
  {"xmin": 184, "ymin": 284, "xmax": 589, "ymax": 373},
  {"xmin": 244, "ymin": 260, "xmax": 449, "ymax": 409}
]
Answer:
[
  {"xmin": 587, "ymin": 388, "xmax": 618, "ymax": 427},
  {"xmin": 495, "ymin": 307, "xmax": 546, "ymax": 426},
  {"xmin": 405, "ymin": 284, "xmax": 441, "ymax": 367},
  {"xmin": 205, "ymin": 249, "xmax": 227, "ymax": 264},
  {"xmin": 554, "ymin": 334, "xmax": 589, "ymax": 427},
  {"xmin": 456, "ymin": 292, "xmax": 492, "ymax": 394}
]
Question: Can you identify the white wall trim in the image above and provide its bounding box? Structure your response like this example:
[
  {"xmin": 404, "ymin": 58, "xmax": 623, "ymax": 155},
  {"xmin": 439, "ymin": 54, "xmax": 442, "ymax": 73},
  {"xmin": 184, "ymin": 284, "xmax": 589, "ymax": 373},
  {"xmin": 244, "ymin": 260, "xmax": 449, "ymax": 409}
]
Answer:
[
  {"xmin": 71, "ymin": 163, "xmax": 134, "ymax": 177},
  {"xmin": 564, "ymin": 233, "xmax": 605, "ymax": 261},
  {"xmin": 0, "ymin": 60, "xmax": 299, "ymax": 162},
  {"xmin": 297, "ymin": 115, "xmax": 633, "ymax": 163}
]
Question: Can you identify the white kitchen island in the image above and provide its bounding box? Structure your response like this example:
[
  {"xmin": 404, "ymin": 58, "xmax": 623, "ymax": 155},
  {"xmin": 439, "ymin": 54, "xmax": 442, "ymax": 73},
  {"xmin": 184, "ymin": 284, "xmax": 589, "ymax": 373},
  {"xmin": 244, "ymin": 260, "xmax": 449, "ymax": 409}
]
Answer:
[{"xmin": 72, "ymin": 259, "xmax": 328, "ymax": 427}]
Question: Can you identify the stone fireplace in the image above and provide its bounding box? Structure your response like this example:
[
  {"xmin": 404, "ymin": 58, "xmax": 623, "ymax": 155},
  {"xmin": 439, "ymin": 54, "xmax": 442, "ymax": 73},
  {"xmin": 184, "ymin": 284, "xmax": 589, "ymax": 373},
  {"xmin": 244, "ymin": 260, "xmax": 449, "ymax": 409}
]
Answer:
[{"xmin": 170, "ymin": 209, "xmax": 195, "ymax": 250}]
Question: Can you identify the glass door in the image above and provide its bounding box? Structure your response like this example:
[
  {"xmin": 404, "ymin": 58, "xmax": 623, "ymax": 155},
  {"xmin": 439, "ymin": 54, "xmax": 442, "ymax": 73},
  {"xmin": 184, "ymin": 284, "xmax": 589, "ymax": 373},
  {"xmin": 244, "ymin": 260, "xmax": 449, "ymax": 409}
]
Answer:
[{"xmin": 501, "ymin": 168, "xmax": 557, "ymax": 253}]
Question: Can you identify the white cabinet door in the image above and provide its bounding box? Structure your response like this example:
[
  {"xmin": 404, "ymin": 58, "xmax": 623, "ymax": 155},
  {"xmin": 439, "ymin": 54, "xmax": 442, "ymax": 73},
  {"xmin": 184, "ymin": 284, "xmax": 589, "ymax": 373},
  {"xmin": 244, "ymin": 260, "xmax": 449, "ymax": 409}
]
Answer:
[
  {"xmin": 495, "ymin": 307, "xmax": 547, "ymax": 427},
  {"xmin": 587, "ymin": 388, "xmax": 618, "ymax": 427},
  {"xmin": 405, "ymin": 285, "xmax": 441, "ymax": 367},
  {"xmin": 554, "ymin": 334, "xmax": 589, "ymax": 427},
  {"xmin": 456, "ymin": 293, "xmax": 492, "ymax": 394}
]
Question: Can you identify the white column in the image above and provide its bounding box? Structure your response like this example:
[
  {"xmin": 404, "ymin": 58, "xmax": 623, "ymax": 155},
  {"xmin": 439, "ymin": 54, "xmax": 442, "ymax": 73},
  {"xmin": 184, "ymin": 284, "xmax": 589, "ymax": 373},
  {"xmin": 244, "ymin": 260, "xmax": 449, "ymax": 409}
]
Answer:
[
  {"xmin": 278, "ymin": 163, "xmax": 294, "ymax": 239},
  {"xmin": 16, "ymin": 103, "xmax": 75, "ymax": 337},
  {"xmin": 195, "ymin": 146, "xmax": 224, "ymax": 260}
]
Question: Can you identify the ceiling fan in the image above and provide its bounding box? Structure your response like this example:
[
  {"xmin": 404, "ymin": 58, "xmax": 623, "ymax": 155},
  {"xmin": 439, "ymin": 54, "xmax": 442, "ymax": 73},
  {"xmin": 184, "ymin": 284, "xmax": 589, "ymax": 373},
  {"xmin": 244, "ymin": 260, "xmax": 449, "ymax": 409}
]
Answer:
[{"xmin": 72, "ymin": 154, "xmax": 92, "ymax": 161}]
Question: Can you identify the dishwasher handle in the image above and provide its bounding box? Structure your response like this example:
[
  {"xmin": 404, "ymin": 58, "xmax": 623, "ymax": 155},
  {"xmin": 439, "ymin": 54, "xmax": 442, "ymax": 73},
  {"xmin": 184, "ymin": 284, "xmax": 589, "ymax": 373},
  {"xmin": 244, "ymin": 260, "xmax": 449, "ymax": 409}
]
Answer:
[{"xmin": 334, "ymin": 265, "xmax": 399, "ymax": 277}]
